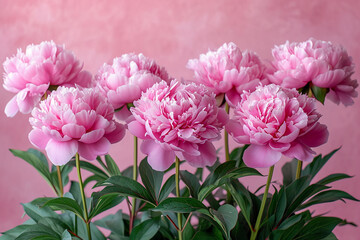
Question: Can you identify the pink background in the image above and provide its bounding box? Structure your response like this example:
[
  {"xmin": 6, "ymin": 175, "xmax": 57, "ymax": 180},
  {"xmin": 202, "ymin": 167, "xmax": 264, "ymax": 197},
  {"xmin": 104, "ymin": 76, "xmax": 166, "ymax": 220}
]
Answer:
[{"xmin": 1, "ymin": 0, "xmax": 359, "ymax": 238}]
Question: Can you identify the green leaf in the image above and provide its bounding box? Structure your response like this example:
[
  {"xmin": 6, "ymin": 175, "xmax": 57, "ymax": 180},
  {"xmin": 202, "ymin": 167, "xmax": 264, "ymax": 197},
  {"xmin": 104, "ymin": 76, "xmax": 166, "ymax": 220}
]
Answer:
[
  {"xmin": 311, "ymin": 85, "xmax": 328, "ymax": 104},
  {"xmin": 230, "ymin": 145, "xmax": 249, "ymax": 167},
  {"xmin": 130, "ymin": 218, "xmax": 160, "ymax": 240},
  {"xmin": 10, "ymin": 149, "xmax": 55, "ymax": 193},
  {"xmin": 199, "ymin": 161, "xmax": 261, "ymax": 201},
  {"xmin": 281, "ymin": 159, "xmax": 298, "ymax": 186},
  {"xmin": 295, "ymin": 217, "xmax": 343, "ymax": 240},
  {"xmin": 43, "ymin": 197, "xmax": 85, "ymax": 221},
  {"xmin": 158, "ymin": 175, "xmax": 175, "ymax": 203},
  {"xmin": 89, "ymin": 194, "xmax": 124, "ymax": 219},
  {"xmin": 61, "ymin": 230, "xmax": 72, "ymax": 240},
  {"xmin": 319, "ymin": 233, "xmax": 338, "ymax": 240},
  {"xmin": 105, "ymin": 154, "xmax": 121, "ymax": 176},
  {"xmin": 180, "ymin": 170, "xmax": 201, "ymax": 199},
  {"xmin": 139, "ymin": 158, "xmax": 164, "ymax": 202},
  {"xmin": 226, "ymin": 180, "xmax": 252, "ymax": 230},
  {"xmin": 15, "ymin": 224, "xmax": 60, "ymax": 240},
  {"xmin": 299, "ymin": 189, "xmax": 359, "ymax": 210},
  {"xmin": 96, "ymin": 175, "xmax": 156, "ymax": 205},
  {"xmin": 67, "ymin": 160, "xmax": 109, "ymax": 179},
  {"xmin": 154, "ymin": 197, "xmax": 207, "ymax": 213},
  {"xmin": 210, "ymin": 204, "xmax": 238, "ymax": 237},
  {"xmin": 192, "ymin": 230, "xmax": 223, "ymax": 240},
  {"xmin": 38, "ymin": 217, "xmax": 71, "ymax": 236},
  {"xmin": 94, "ymin": 210, "xmax": 125, "ymax": 237},
  {"xmin": 302, "ymin": 149, "xmax": 340, "ymax": 181},
  {"xmin": 316, "ymin": 173, "xmax": 352, "ymax": 185},
  {"xmin": 22, "ymin": 202, "xmax": 59, "ymax": 223},
  {"xmin": 0, "ymin": 221, "xmax": 34, "ymax": 239}
]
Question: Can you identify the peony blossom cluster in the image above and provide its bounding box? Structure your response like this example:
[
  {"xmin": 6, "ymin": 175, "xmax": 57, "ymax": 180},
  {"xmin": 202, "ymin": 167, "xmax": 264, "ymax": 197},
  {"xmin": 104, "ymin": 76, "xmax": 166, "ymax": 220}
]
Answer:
[
  {"xmin": 96, "ymin": 53, "xmax": 172, "ymax": 120},
  {"xmin": 28, "ymin": 86, "xmax": 125, "ymax": 165},
  {"xmin": 187, "ymin": 42, "xmax": 268, "ymax": 107},
  {"xmin": 268, "ymin": 38, "xmax": 358, "ymax": 106},
  {"xmin": 3, "ymin": 41, "xmax": 92, "ymax": 117},
  {"xmin": 128, "ymin": 80, "xmax": 228, "ymax": 171},
  {"xmin": 226, "ymin": 84, "xmax": 329, "ymax": 168}
]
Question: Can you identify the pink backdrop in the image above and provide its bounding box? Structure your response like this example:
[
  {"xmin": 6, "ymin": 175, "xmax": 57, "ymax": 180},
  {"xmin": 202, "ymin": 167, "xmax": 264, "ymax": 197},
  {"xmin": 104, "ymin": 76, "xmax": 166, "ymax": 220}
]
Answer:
[{"xmin": 1, "ymin": 0, "xmax": 359, "ymax": 238}]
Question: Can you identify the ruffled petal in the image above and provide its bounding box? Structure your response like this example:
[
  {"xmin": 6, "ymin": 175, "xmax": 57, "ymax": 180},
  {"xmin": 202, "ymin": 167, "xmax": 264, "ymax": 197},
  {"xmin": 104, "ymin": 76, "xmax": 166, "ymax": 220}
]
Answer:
[
  {"xmin": 28, "ymin": 129, "xmax": 50, "ymax": 149},
  {"xmin": 78, "ymin": 138, "xmax": 110, "ymax": 160},
  {"xmin": 183, "ymin": 142, "xmax": 217, "ymax": 168}
]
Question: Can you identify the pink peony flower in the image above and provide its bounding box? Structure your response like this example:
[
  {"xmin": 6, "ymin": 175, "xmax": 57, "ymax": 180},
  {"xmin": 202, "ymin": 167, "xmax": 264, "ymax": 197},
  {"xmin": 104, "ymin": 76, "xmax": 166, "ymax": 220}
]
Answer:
[
  {"xmin": 128, "ymin": 80, "xmax": 228, "ymax": 171},
  {"xmin": 269, "ymin": 38, "xmax": 358, "ymax": 106},
  {"xmin": 96, "ymin": 53, "xmax": 172, "ymax": 120},
  {"xmin": 226, "ymin": 84, "xmax": 328, "ymax": 168},
  {"xmin": 187, "ymin": 42, "xmax": 268, "ymax": 107},
  {"xmin": 3, "ymin": 41, "xmax": 92, "ymax": 117},
  {"xmin": 28, "ymin": 86, "xmax": 125, "ymax": 166}
]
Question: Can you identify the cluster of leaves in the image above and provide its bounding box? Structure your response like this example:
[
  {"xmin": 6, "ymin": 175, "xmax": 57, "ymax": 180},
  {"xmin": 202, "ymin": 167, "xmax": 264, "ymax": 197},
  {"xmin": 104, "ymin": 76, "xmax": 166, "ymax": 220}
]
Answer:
[{"xmin": 0, "ymin": 148, "xmax": 358, "ymax": 240}]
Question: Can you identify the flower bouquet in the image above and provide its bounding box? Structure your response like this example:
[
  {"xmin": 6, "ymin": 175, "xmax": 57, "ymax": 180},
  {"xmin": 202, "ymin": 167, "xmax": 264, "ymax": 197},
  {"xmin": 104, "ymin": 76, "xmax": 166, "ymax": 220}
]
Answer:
[{"xmin": 1, "ymin": 39, "xmax": 358, "ymax": 240}]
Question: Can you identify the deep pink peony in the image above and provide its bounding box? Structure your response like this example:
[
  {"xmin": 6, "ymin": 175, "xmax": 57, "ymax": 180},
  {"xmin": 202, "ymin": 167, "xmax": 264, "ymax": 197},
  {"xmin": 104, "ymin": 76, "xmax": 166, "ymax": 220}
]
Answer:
[
  {"xmin": 3, "ymin": 41, "xmax": 93, "ymax": 117},
  {"xmin": 28, "ymin": 86, "xmax": 125, "ymax": 166},
  {"xmin": 96, "ymin": 53, "xmax": 172, "ymax": 120},
  {"xmin": 128, "ymin": 80, "xmax": 228, "ymax": 171},
  {"xmin": 187, "ymin": 42, "xmax": 268, "ymax": 107},
  {"xmin": 269, "ymin": 38, "xmax": 358, "ymax": 106},
  {"xmin": 226, "ymin": 84, "xmax": 328, "ymax": 168}
]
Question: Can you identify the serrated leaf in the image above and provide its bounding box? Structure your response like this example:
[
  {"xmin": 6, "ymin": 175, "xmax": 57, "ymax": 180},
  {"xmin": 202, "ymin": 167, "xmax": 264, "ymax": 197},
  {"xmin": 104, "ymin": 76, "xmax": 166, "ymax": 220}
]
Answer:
[
  {"xmin": 139, "ymin": 158, "xmax": 164, "ymax": 202},
  {"xmin": 158, "ymin": 175, "xmax": 175, "ymax": 203},
  {"xmin": 43, "ymin": 197, "xmax": 85, "ymax": 221},
  {"xmin": 105, "ymin": 154, "xmax": 121, "ymax": 176},
  {"xmin": 154, "ymin": 197, "xmax": 207, "ymax": 213},
  {"xmin": 130, "ymin": 218, "xmax": 160, "ymax": 240},
  {"xmin": 96, "ymin": 175, "xmax": 156, "ymax": 205}
]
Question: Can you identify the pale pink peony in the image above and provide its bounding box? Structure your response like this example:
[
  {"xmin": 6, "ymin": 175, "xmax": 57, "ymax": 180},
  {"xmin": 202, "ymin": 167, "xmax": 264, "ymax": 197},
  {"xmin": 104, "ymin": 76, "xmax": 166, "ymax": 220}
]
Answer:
[
  {"xmin": 269, "ymin": 38, "xmax": 358, "ymax": 106},
  {"xmin": 28, "ymin": 86, "xmax": 125, "ymax": 166},
  {"xmin": 187, "ymin": 42, "xmax": 268, "ymax": 107},
  {"xmin": 96, "ymin": 53, "xmax": 172, "ymax": 120},
  {"xmin": 128, "ymin": 80, "xmax": 228, "ymax": 171},
  {"xmin": 226, "ymin": 84, "xmax": 328, "ymax": 168},
  {"xmin": 3, "ymin": 41, "xmax": 92, "ymax": 117}
]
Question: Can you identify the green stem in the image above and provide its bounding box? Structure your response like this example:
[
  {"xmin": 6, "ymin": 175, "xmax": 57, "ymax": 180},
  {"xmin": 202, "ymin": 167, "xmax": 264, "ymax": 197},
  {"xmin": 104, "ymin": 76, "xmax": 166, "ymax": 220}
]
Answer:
[
  {"xmin": 250, "ymin": 165, "xmax": 274, "ymax": 240},
  {"xmin": 75, "ymin": 153, "xmax": 92, "ymax": 240},
  {"xmin": 295, "ymin": 160, "xmax": 303, "ymax": 179},
  {"xmin": 224, "ymin": 102, "xmax": 230, "ymax": 162},
  {"xmin": 130, "ymin": 136, "xmax": 138, "ymax": 233},
  {"xmin": 175, "ymin": 157, "xmax": 183, "ymax": 240},
  {"xmin": 56, "ymin": 165, "xmax": 63, "ymax": 197}
]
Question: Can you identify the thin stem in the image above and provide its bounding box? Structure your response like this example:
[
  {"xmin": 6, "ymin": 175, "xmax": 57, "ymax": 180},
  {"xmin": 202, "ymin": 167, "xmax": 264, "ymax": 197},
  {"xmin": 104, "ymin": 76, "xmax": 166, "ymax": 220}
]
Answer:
[
  {"xmin": 56, "ymin": 166, "xmax": 63, "ymax": 197},
  {"xmin": 130, "ymin": 136, "xmax": 138, "ymax": 234},
  {"xmin": 296, "ymin": 160, "xmax": 303, "ymax": 179},
  {"xmin": 250, "ymin": 165, "xmax": 275, "ymax": 240},
  {"xmin": 175, "ymin": 156, "xmax": 183, "ymax": 240},
  {"xmin": 224, "ymin": 102, "xmax": 230, "ymax": 162},
  {"xmin": 75, "ymin": 153, "xmax": 92, "ymax": 240},
  {"xmin": 181, "ymin": 212, "xmax": 193, "ymax": 232}
]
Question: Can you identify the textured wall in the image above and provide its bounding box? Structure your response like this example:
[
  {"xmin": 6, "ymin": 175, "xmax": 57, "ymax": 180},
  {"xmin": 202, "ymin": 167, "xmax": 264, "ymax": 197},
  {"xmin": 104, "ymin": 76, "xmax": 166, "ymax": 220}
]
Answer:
[{"xmin": 0, "ymin": 0, "xmax": 359, "ymax": 237}]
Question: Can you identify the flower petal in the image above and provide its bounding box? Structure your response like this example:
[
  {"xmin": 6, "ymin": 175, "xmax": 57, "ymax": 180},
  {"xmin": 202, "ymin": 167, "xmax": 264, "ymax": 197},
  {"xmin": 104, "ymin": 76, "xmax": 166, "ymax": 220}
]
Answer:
[
  {"xmin": 183, "ymin": 142, "xmax": 217, "ymax": 168},
  {"xmin": 78, "ymin": 138, "xmax": 110, "ymax": 160},
  {"xmin": 141, "ymin": 140, "xmax": 174, "ymax": 171},
  {"xmin": 45, "ymin": 139, "xmax": 78, "ymax": 165},
  {"xmin": 243, "ymin": 144, "xmax": 282, "ymax": 168},
  {"xmin": 28, "ymin": 129, "xmax": 50, "ymax": 149}
]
